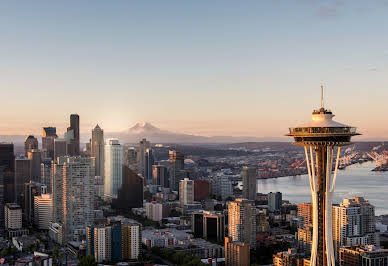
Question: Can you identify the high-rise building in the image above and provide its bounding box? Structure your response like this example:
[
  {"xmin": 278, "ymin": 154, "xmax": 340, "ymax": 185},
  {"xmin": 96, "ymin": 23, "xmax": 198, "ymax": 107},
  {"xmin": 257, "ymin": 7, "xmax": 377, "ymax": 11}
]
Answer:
[
  {"xmin": 169, "ymin": 150, "xmax": 184, "ymax": 190},
  {"xmin": 87, "ymin": 221, "xmax": 123, "ymax": 263},
  {"xmin": 297, "ymin": 203, "xmax": 313, "ymax": 227},
  {"xmin": 225, "ymin": 236, "xmax": 250, "ymax": 266},
  {"xmin": 94, "ymin": 226, "xmax": 112, "ymax": 263},
  {"xmin": 211, "ymin": 175, "xmax": 233, "ymax": 200},
  {"xmin": 28, "ymin": 149, "xmax": 42, "ymax": 182},
  {"xmin": 69, "ymin": 114, "xmax": 80, "ymax": 155},
  {"xmin": 242, "ymin": 166, "xmax": 257, "ymax": 201},
  {"xmin": 0, "ymin": 143, "xmax": 15, "ymax": 215},
  {"xmin": 4, "ymin": 203, "xmax": 22, "ymax": 230},
  {"xmin": 43, "ymin": 127, "xmax": 57, "ymax": 137},
  {"xmin": 104, "ymin": 139, "xmax": 123, "ymax": 199},
  {"xmin": 124, "ymin": 147, "xmax": 137, "ymax": 171},
  {"xmin": 152, "ymin": 165, "xmax": 169, "ymax": 187},
  {"xmin": 228, "ymin": 198, "xmax": 256, "ymax": 248},
  {"xmin": 333, "ymin": 197, "xmax": 378, "ymax": 253},
  {"xmin": 34, "ymin": 186, "xmax": 53, "ymax": 230},
  {"xmin": 24, "ymin": 182, "xmax": 40, "ymax": 224},
  {"xmin": 138, "ymin": 138, "xmax": 150, "ymax": 177},
  {"xmin": 268, "ymin": 192, "xmax": 282, "ymax": 212},
  {"xmin": 298, "ymin": 225, "xmax": 313, "ymax": 256},
  {"xmin": 144, "ymin": 148, "xmax": 154, "ymax": 183},
  {"xmin": 15, "ymin": 157, "xmax": 31, "ymax": 203},
  {"xmin": 42, "ymin": 127, "xmax": 57, "ymax": 159},
  {"xmin": 287, "ymin": 93, "xmax": 360, "ymax": 266},
  {"xmin": 91, "ymin": 125, "xmax": 104, "ymax": 178},
  {"xmin": 112, "ymin": 166, "xmax": 143, "ymax": 210},
  {"xmin": 54, "ymin": 138, "xmax": 66, "ymax": 159},
  {"xmin": 179, "ymin": 178, "xmax": 194, "ymax": 206},
  {"xmin": 194, "ymin": 180, "xmax": 210, "ymax": 201},
  {"xmin": 63, "ymin": 157, "xmax": 94, "ymax": 241},
  {"xmin": 40, "ymin": 160, "xmax": 52, "ymax": 193},
  {"xmin": 24, "ymin": 135, "xmax": 38, "ymax": 156},
  {"xmin": 52, "ymin": 157, "xmax": 94, "ymax": 242},
  {"xmin": 122, "ymin": 222, "xmax": 141, "ymax": 260}
]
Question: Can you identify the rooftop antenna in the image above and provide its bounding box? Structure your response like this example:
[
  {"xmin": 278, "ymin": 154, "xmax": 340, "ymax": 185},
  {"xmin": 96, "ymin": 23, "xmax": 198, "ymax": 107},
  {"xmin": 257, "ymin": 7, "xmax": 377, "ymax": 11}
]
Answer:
[{"xmin": 320, "ymin": 84, "xmax": 324, "ymax": 109}]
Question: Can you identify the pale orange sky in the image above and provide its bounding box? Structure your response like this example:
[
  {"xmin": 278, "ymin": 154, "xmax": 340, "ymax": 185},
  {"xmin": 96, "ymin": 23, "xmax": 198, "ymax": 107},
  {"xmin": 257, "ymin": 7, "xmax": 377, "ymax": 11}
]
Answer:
[{"xmin": 1, "ymin": 1, "xmax": 388, "ymax": 140}]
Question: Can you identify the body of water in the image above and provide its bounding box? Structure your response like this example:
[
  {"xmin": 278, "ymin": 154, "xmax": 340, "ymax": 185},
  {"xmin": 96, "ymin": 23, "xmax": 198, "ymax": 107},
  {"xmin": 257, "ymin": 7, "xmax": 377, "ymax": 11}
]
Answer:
[{"xmin": 239, "ymin": 161, "xmax": 388, "ymax": 215}]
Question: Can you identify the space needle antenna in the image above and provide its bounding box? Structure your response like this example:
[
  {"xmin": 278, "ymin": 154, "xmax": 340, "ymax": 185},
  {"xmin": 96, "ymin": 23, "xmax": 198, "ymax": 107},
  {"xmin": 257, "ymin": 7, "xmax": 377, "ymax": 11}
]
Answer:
[{"xmin": 321, "ymin": 84, "xmax": 324, "ymax": 109}]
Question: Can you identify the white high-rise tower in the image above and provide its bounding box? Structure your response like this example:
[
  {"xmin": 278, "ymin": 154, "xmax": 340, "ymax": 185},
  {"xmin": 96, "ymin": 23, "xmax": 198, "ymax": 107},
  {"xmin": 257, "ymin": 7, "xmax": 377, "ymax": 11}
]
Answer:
[{"xmin": 104, "ymin": 139, "xmax": 123, "ymax": 199}]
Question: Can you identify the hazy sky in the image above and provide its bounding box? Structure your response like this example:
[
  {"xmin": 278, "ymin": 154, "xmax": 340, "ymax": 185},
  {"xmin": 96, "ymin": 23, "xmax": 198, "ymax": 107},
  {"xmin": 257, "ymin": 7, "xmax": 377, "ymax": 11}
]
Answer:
[{"xmin": 1, "ymin": 1, "xmax": 388, "ymax": 139}]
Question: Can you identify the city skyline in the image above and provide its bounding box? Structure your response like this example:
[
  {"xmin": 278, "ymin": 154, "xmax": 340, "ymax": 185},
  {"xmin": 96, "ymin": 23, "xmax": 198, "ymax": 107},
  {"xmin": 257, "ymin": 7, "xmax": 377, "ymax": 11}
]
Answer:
[{"xmin": 1, "ymin": 1, "xmax": 388, "ymax": 139}]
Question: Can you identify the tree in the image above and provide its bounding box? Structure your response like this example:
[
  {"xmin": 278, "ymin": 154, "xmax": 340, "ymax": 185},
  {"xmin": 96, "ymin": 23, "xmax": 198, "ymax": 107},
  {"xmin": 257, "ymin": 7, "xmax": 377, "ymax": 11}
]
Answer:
[
  {"xmin": 1, "ymin": 248, "xmax": 8, "ymax": 257},
  {"xmin": 78, "ymin": 255, "xmax": 97, "ymax": 266}
]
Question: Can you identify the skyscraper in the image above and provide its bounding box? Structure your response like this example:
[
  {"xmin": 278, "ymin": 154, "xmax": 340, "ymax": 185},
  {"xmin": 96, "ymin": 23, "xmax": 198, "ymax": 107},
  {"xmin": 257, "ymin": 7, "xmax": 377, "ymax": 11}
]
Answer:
[
  {"xmin": 91, "ymin": 124, "xmax": 104, "ymax": 178},
  {"xmin": 169, "ymin": 150, "xmax": 185, "ymax": 190},
  {"xmin": 42, "ymin": 127, "xmax": 57, "ymax": 159},
  {"xmin": 54, "ymin": 138, "xmax": 66, "ymax": 159},
  {"xmin": 138, "ymin": 138, "xmax": 150, "ymax": 176},
  {"xmin": 241, "ymin": 166, "xmax": 257, "ymax": 201},
  {"xmin": 15, "ymin": 157, "xmax": 31, "ymax": 204},
  {"xmin": 28, "ymin": 149, "xmax": 42, "ymax": 182},
  {"xmin": 54, "ymin": 157, "xmax": 95, "ymax": 242},
  {"xmin": 179, "ymin": 178, "xmax": 194, "ymax": 206},
  {"xmin": 268, "ymin": 192, "xmax": 282, "ymax": 212},
  {"xmin": 333, "ymin": 197, "xmax": 378, "ymax": 254},
  {"xmin": 69, "ymin": 114, "xmax": 80, "ymax": 155},
  {"xmin": 104, "ymin": 139, "xmax": 123, "ymax": 199},
  {"xmin": 0, "ymin": 143, "xmax": 15, "ymax": 226},
  {"xmin": 112, "ymin": 166, "xmax": 144, "ymax": 210},
  {"xmin": 228, "ymin": 198, "xmax": 256, "ymax": 248},
  {"xmin": 144, "ymin": 148, "xmax": 154, "ymax": 183},
  {"xmin": 40, "ymin": 160, "xmax": 52, "ymax": 193},
  {"xmin": 24, "ymin": 135, "xmax": 38, "ymax": 156},
  {"xmin": 152, "ymin": 165, "xmax": 169, "ymax": 187},
  {"xmin": 287, "ymin": 92, "xmax": 359, "ymax": 266}
]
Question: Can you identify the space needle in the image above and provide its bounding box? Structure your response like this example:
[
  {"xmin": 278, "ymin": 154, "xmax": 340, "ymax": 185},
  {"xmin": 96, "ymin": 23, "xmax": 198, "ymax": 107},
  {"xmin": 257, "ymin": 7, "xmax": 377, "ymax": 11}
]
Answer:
[{"xmin": 286, "ymin": 87, "xmax": 360, "ymax": 266}]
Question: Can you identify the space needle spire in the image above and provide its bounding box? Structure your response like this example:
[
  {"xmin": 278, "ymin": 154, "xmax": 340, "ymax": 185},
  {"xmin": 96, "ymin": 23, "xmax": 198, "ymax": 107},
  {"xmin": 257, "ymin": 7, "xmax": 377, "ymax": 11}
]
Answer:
[{"xmin": 286, "ymin": 87, "xmax": 360, "ymax": 266}]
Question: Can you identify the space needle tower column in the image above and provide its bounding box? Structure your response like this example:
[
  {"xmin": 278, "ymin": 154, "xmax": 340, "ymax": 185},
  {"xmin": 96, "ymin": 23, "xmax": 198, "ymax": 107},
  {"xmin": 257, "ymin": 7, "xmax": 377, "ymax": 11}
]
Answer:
[{"xmin": 286, "ymin": 89, "xmax": 360, "ymax": 266}]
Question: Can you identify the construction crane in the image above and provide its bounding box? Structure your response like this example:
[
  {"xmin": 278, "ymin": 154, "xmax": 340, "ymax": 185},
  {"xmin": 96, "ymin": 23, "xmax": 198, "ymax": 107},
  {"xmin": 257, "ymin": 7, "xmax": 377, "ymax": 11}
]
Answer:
[
  {"xmin": 366, "ymin": 151, "xmax": 388, "ymax": 167},
  {"xmin": 289, "ymin": 159, "xmax": 306, "ymax": 176}
]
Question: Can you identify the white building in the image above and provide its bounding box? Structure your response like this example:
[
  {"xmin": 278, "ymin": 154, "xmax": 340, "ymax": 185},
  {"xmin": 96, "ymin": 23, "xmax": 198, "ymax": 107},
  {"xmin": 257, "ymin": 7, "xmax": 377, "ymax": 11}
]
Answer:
[
  {"xmin": 179, "ymin": 178, "xmax": 194, "ymax": 206},
  {"xmin": 145, "ymin": 202, "xmax": 168, "ymax": 221},
  {"xmin": 94, "ymin": 226, "xmax": 112, "ymax": 263},
  {"xmin": 52, "ymin": 157, "xmax": 94, "ymax": 243},
  {"xmin": 104, "ymin": 139, "xmax": 123, "ymax": 199},
  {"xmin": 5, "ymin": 203, "xmax": 22, "ymax": 230},
  {"xmin": 333, "ymin": 197, "xmax": 378, "ymax": 254},
  {"xmin": 34, "ymin": 186, "xmax": 53, "ymax": 230},
  {"xmin": 228, "ymin": 198, "xmax": 256, "ymax": 248}
]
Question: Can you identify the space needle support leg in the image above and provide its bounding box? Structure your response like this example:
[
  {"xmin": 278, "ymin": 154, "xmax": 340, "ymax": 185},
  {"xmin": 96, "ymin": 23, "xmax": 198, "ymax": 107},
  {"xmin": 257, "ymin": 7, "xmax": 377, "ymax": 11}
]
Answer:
[{"xmin": 306, "ymin": 146, "xmax": 318, "ymax": 266}]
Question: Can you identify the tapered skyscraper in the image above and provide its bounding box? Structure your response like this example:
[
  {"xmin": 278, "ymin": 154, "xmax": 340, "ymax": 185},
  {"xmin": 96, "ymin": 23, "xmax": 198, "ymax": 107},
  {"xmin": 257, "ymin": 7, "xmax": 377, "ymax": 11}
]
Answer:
[
  {"xmin": 286, "ymin": 89, "xmax": 359, "ymax": 266},
  {"xmin": 91, "ymin": 125, "xmax": 104, "ymax": 178}
]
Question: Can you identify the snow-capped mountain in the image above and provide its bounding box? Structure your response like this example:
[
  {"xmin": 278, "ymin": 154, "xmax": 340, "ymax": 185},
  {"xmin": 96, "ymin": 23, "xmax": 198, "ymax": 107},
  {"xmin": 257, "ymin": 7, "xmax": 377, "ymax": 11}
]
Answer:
[{"xmin": 108, "ymin": 122, "xmax": 280, "ymax": 143}]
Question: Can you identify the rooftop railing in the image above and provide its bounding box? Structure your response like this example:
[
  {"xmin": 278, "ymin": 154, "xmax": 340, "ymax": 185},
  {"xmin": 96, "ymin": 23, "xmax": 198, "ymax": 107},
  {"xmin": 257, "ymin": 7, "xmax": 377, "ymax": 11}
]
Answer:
[{"xmin": 289, "ymin": 127, "xmax": 357, "ymax": 135}]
